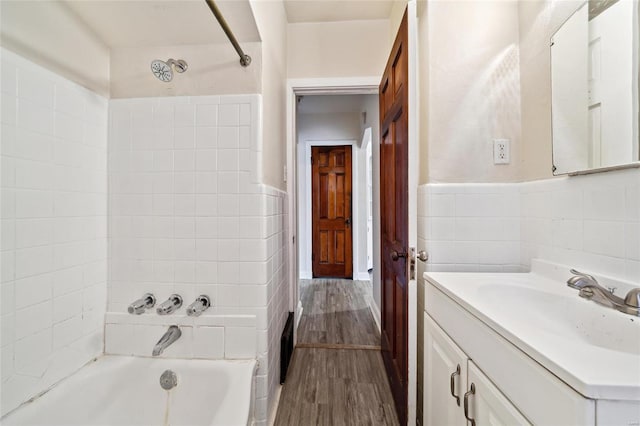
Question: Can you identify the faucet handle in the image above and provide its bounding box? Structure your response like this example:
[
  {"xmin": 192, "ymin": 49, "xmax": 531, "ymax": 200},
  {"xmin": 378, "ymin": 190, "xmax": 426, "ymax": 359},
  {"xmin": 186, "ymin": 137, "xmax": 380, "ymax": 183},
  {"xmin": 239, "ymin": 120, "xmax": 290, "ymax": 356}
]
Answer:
[
  {"xmin": 186, "ymin": 295, "xmax": 211, "ymax": 317},
  {"xmin": 624, "ymin": 288, "xmax": 640, "ymax": 308},
  {"xmin": 569, "ymin": 269, "xmax": 598, "ymax": 283},
  {"xmin": 157, "ymin": 294, "xmax": 183, "ymax": 315},
  {"xmin": 128, "ymin": 293, "xmax": 156, "ymax": 315}
]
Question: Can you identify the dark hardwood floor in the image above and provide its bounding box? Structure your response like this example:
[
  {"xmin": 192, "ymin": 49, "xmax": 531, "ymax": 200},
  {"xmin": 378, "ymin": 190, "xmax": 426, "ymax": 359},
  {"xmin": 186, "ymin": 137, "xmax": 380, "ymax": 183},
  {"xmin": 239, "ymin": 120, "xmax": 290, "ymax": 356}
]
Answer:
[{"xmin": 274, "ymin": 279, "xmax": 399, "ymax": 426}]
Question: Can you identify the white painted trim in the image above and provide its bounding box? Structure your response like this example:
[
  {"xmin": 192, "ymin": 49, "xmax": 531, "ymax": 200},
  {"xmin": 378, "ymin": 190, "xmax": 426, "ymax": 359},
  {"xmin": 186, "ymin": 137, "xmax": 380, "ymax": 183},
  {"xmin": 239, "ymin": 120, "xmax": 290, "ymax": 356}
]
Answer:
[
  {"xmin": 407, "ymin": 2, "xmax": 419, "ymax": 425},
  {"xmin": 355, "ymin": 272, "xmax": 371, "ymax": 281},
  {"xmin": 301, "ymin": 139, "xmax": 359, "ymax": 280},
  {"xmin": 267, "ymin": 385, "xmax": 282, "ymax": 426},
  {"xmin": 299, "ymin": 270, "xmax": 312, "ymax": 280},
  {"xmin": 286, "ymin": 77, "xmax": 382, "ymax": 339},
  {"xmin": 369, "ymin": 298, "xmax": 381, "ymax": 333}
]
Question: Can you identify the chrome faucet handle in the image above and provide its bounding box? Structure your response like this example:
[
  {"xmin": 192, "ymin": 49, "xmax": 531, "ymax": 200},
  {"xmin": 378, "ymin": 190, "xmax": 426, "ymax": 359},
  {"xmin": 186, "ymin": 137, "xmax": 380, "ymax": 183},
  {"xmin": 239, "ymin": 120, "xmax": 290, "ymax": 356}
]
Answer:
[
  {"xmin": 624, "ymin": 288, "xmax": 640, "ymax": 308},
  {"xmin": 186, "ymin": 295, "xmax": 211, "ymax": 317},
  {"xmin": 156, "ymin": 294, "xmax": 183, "ymax": 315},
  {"xmin": 128, "ymin": 293, "xmax": 156, "ymax": 315},
  {"xmin": 569, "ymin": 269, "xmax": 598, "ymax": 283}
]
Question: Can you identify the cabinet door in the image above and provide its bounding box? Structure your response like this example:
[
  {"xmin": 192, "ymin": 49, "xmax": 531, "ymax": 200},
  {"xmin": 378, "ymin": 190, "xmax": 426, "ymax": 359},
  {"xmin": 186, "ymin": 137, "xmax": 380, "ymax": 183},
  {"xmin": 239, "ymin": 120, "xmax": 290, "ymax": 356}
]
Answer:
[
  {"xmin": 424, "ymin": 313, "xmax": 468, "ymax": 426},
  {"xmin": 465, "ymin": 361, "xmax": 531, "ymax": 426}
]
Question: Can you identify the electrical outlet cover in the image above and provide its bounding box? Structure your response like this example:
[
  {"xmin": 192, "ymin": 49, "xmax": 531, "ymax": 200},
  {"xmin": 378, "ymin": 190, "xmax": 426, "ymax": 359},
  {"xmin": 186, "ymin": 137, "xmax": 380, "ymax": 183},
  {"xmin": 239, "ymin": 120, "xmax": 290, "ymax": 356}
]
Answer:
[{"xmin": 493, "ymin": 139, "xmax": 510, "ymax": 164}]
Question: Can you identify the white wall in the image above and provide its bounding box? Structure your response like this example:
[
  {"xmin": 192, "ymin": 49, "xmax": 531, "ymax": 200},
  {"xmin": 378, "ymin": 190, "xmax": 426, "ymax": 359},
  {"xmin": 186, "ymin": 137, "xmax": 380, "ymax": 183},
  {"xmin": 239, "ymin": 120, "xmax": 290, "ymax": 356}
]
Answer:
[
  {"xmin": 106, "ymin": 94, "xmax": 286, "ymax": 426},
  {"xmin": 110, "ymin": 43, "xmax": 262, "ymax": 99},
  {"xmin": 0, "ymin": 1, "xmax": 110, "ymax": 97},
  {"xmin": 0, "ymin": 48, "xmax": 108, "ymax": 415},
  {"xmin": 287, "ymin": 20, "xmax": 390, "ymax": 79},
  {"xmin": 425, "ymin": 0, "xmax": 522, "ymax": 183},
  {"xmin": 251, "ymin": 0, "xmax": 288, "ymax": 192}
]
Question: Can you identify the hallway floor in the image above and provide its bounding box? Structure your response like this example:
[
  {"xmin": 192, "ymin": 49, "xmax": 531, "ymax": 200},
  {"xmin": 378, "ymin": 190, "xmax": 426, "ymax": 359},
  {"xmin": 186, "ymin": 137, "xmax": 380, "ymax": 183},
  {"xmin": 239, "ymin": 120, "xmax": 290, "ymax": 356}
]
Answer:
[{"xmin": 274, "ymin": 279, "xmax": 400, "ymax": 425}]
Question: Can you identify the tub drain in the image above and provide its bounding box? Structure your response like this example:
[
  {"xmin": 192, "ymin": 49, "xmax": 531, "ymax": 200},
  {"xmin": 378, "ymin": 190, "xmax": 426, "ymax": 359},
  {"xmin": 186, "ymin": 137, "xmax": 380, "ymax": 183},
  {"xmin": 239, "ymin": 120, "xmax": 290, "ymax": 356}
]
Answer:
[{"xmin": 160, "ymin": 370, "xmax": 177, "ymax": 390}]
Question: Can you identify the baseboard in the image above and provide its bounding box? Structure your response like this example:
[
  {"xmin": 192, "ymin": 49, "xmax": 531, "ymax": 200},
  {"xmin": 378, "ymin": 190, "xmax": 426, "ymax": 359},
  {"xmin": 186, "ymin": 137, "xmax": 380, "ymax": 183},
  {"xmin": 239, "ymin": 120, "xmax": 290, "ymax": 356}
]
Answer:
[
  {"xmin": 369, "ymin": 299, "xmax": 381, "ymax": 333},
  {"xmin": 267, "ymin": 385, "xmax": 283, "ymax": 426},
  {"xmin": 355, "ymin": 272, "xmax": 371, "ymax": 281},
  {"xmin": 295, "ymin": 300, "xmax": 303, "ymax": 333},
  {"xmin": 300, "ymin": 270, "xmax": 312, "ymax": 279}
]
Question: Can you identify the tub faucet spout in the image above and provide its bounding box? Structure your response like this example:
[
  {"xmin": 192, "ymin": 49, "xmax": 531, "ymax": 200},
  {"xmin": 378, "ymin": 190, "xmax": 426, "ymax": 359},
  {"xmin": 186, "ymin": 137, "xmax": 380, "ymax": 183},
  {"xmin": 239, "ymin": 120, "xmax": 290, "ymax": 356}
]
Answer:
[{"xmin": 153, "ymin": 325, "xmax": 182, "ymax": 356}]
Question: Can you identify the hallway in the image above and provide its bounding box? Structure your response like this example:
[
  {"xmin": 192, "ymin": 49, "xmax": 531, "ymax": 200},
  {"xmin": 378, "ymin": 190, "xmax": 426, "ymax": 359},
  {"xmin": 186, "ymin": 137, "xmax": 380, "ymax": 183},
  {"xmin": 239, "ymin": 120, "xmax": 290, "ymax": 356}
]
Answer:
[{"xmin": 274, "ymin": 279, "xmax": 400, "ymax": 425}]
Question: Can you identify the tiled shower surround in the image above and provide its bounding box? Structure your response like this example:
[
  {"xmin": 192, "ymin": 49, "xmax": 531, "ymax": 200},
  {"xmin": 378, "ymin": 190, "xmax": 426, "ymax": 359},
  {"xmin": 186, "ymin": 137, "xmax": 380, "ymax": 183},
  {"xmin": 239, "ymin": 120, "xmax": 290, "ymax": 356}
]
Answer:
[
  {"xmin": 107, "ymin": 95, "xmax": 289, "ymax": 424},
  {"xmin": 418, "ymin": 167, "xmax": 640, "ymax": 283},
  {"xmin": 1, "ymin": 49, "xmax": 108, "ymax": 415},
  {"xmin": 1, "ymin": 50, "xmax": 288, "ymax": 422}
]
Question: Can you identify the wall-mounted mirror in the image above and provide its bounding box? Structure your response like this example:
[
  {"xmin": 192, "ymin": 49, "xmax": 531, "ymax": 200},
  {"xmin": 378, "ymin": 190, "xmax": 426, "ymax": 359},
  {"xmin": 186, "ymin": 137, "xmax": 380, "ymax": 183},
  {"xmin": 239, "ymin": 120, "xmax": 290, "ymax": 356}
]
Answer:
[{"xmin": 551, "ymin": 0, "xmax": 640, "ymax": 175}]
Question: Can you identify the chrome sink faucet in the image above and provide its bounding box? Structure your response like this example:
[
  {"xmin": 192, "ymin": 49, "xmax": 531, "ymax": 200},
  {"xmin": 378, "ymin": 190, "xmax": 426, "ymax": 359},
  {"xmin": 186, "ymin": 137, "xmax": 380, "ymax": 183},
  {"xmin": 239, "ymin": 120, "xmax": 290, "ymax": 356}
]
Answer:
[
  {"xmin": 153, "ymin": 325, "xmax": 182, "ymax": 356},
  {"xmin": 567, "ymin": 269, "xmax": 640, "ymax": 316}
]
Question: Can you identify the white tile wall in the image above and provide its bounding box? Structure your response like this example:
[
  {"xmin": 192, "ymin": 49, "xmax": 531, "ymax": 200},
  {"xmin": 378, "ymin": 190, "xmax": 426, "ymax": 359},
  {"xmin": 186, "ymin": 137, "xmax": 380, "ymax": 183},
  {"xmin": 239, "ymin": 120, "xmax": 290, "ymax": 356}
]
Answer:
[
  {"xmin": 0, "ymin": 48, "xmax": 108, "ymax": 415},
  {"xmin": 418, "ymin": 167, "xmax": 640, "ymax": 282},
  {"xmin": 418, "ymin": 183, "xmax": 523, "ymax": 272},
  {"xmin": 107, "ymin": 94, "xmax": 287, "ymax": 425},
  {"xmin": 520, "ymin": 168, "xmax": 639, "ymax": 283}
]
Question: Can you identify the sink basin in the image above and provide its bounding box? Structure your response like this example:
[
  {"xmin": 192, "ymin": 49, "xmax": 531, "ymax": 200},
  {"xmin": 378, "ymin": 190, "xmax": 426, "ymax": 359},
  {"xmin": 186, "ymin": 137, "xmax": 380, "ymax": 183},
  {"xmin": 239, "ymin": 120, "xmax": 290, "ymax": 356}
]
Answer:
[{"xmin": 478, "ymin": 284, "xmax": 640, "ymax": 355}]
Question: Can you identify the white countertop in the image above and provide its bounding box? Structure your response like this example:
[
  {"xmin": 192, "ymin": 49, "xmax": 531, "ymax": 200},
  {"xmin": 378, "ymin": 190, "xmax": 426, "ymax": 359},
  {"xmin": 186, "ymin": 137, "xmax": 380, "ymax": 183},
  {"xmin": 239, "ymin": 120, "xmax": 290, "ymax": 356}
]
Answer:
[{"xmin": 424, "ymin": 260, "xmax": 640, "ymax": 401}]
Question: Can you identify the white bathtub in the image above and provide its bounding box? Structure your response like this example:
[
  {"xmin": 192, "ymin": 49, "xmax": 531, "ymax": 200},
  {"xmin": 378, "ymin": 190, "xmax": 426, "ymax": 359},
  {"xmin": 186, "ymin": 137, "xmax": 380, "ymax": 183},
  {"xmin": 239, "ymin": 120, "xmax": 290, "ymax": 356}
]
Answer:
[{"xmin": 2, "ymin": 355, "xmax": 256, "ymax": 426}]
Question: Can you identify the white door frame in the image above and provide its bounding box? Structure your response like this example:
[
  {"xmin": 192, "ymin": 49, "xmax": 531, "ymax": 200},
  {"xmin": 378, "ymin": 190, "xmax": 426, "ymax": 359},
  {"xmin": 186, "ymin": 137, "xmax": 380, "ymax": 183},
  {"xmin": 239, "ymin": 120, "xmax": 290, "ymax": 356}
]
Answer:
[
  {"xmin": 299, "ymin": 139, "xmax": 364, "ymax": 281},
  {"xmin": 286, "ymin": 77, "xmax": 378, "ymax": 329}
]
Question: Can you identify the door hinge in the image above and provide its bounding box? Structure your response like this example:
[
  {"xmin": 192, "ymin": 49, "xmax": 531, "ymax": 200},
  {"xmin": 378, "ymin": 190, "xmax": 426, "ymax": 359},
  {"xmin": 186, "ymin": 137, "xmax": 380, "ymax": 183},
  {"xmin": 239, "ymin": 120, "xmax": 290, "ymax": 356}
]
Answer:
[
  {"xmin": 311, "ymin": 156, "xmax": 313, "ymax": 165},
  {"xmin": 312, "ymin": 253, "xmax": 315, "ymax": 261}
]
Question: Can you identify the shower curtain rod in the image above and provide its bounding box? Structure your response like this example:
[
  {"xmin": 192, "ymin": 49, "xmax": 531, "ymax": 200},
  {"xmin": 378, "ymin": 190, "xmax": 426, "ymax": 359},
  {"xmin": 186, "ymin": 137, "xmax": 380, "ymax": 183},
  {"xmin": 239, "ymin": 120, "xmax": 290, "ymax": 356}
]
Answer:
[{"xmin": 204, "ymin": 0, "xmax": 252, "ymax": 67}]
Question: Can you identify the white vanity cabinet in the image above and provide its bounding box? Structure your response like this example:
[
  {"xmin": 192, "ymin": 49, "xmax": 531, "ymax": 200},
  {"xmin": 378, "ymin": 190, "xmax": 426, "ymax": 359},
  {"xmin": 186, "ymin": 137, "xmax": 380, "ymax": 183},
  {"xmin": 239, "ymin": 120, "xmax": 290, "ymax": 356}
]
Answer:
[
  {"xmin": 424, "ymin": 314, "xmax": 468, "ymax": 426},
  {"xmin": 425, "ymin": 314, "xmax": 531, "ymax": 426},
  {"xmin": 466, "ymin": 361, "xmax": 531, "ymax": 426}
]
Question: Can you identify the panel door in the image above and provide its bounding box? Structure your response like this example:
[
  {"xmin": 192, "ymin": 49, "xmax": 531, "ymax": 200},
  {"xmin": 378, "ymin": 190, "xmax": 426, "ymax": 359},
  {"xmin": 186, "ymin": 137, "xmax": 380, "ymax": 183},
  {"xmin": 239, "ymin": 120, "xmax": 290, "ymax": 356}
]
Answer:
[
  {"xmin": 467, "ymin": 361, "xmax": 532, "ymax": 426},
  {"xmin": 311, "ymin": 145, "xmax": 353, "ymax": 278},
  {"xmin": 379, "ymin": 10, "xmax": 409, "ymax": 425},
  {"xmin": 424, "ymin": 314, "xmax": 468, "ymax": 426}
]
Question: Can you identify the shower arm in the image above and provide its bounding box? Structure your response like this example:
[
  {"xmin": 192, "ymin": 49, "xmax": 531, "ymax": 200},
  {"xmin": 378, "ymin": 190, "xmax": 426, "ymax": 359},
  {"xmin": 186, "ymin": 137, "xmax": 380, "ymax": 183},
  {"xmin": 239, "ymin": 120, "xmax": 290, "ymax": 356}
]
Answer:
[{"xmin": 204, "ymin": 0, "xmax": 252, "ymax": 67}]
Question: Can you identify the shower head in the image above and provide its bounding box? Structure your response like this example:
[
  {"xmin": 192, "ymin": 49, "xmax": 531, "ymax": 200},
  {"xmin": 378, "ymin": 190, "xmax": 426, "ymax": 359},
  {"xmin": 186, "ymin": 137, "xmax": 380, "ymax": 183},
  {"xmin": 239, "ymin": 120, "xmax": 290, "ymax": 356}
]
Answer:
[{"xmin": 150, "ymin": 59, "xmax": 188, "ymax": 82}]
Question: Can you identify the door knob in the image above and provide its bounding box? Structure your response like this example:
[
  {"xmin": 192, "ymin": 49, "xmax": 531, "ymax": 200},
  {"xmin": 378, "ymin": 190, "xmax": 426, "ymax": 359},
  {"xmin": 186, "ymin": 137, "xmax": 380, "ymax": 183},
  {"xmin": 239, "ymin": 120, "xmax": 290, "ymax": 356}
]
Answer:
[
  {"xmin": 345, "ymin": 218, "xmax": 351, "ymax": 226},
  {"xmin": 417, "ymin": 250, "xmax": 429, "ymax": 262},
  {"xmin": 391, "ymin": 250, "xmax": 407, "ymax": 261}
]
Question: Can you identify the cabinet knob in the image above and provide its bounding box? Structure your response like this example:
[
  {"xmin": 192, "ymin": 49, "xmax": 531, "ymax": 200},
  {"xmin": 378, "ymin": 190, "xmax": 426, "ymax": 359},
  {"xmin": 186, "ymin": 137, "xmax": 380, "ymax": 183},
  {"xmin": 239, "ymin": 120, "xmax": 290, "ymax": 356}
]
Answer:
[
  {"xmin": 464, "ymin": 383, "xmax": 476, "ymax": 426},
  {"xmin": 450, "ymin": 364, "xmax": 461, "ymax": 406}
]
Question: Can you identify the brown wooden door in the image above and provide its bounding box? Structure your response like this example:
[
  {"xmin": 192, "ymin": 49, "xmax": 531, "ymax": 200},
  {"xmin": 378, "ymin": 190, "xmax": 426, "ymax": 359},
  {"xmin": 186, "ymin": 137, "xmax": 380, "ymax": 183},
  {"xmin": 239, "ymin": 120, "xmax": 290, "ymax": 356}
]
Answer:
[
  {"xmin": 312, "ymin": 145, "xmax": 353, "ymax": 278},
  {"xmin": 379, "ymin": 10, "xmax": 409, "ymax": 425}
]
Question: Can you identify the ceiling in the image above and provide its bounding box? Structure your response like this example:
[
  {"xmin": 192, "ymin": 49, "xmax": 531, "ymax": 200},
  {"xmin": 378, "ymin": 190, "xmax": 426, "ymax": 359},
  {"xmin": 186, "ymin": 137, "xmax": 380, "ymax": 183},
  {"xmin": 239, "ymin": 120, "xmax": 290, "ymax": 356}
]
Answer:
[
  {"xmin": 61, "ymin": 0, "xmax": 398, "ymax": 49},
  {"xmin": 283, "ymin": 0, "xmax": 396, "ymax": 23},
  {"xmin": 63, "ymin": 0, "xmax": 261, "ymax": 48}
]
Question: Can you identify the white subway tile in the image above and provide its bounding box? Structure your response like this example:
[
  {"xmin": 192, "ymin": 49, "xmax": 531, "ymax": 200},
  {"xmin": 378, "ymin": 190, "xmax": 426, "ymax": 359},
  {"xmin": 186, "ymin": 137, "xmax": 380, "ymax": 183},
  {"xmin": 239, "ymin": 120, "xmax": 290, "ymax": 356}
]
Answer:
[
  {"xmin": 196, "ymin": 104, "xmax": 218, "ymax": 127},
  {"xmin": 583, "ymin": 221, "xmax": 626, "ymax": 259},
  {"xmin": 14, "ymin": 327, "xmax": 52, "ymax": 371},
  {"xmin": 195, "ymin": 127, "xmax": 217, "ymax": 149},
  {"xmin": 583, "ymin": 187, "xmax": 626, "ymax": 222},
  {"xmin": 15, "ymin": 245, "xmax": 52, "ymax": 279},
  {"xmin": 17, "ymin": 99, "xmax": 53, "ymax": 135},
  {"xmin": 193, "ymin": 326, "xmax": 224, "ymax": 359},
  {"xmin": 218, "ymin": 126, "xmax": 239, "ymax": 149},
  {"xmin": 174, "ymin": 104, "xmax": 195, "ymax": 127},
  {"xmin": 15, "ymin": 274, "xmax": 52, "ymax": 309},
  {"xmin": 52, "ymin": 316, "xmax": 82, "ymax": 350},
  {"xmin": 218, "ymin": 104, "xmax": 239, "ymax": 126},
  {"xmin": 224, "ymin": 326, "xmax": 256, "ymax": 358},
  {"xmin": 195, "ymin": 149, "xmax": 217, "ymax": 172},
  {"xmin": 15, "ymin": 300, "xmax": 52, "ymax": 339},
  {"xmin": 174, "ymin": 127, "xmax": 195, "ymax": 150}
]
